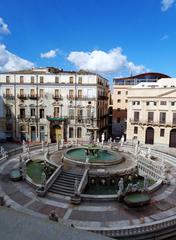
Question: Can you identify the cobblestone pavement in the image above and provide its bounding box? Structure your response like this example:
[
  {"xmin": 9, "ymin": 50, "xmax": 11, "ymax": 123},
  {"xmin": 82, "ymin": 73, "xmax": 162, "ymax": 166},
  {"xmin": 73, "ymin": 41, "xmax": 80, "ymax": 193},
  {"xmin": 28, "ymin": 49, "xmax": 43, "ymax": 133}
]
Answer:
[{"xmin": 1, "ymin": 146, "xmax": 176, "ymax": 230}]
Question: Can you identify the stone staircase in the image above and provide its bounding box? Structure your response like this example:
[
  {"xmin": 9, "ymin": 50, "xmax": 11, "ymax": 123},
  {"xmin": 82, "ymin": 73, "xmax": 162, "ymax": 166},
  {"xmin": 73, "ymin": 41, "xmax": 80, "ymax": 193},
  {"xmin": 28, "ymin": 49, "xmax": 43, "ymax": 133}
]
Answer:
[{"xmin": 49, "ymin": 170, "xmax": 83, "ymax": 197}]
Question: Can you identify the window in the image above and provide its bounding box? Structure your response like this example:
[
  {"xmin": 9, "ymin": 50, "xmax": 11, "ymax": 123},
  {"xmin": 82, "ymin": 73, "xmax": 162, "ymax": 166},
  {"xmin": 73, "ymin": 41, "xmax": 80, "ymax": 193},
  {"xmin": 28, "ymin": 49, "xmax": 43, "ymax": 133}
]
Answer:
[
  {"xmin": 148, "ymin": 112, "xmax": 154, "ymax": 122},
  {"xmin": 31, "ymin": 108, "xmax": 35, "ymax": 117},
  {"xmin": 30, "ymin": 89, "xmax": 35, "ymax": 96},
  {"xmin": 69, "ymin": 89, "xmax": 74, "ymax": 98},
  {"xmin": 6, "ymin": 76, "xmax": 10, "ymax": 83},
  {"xmin": 39, "ymin": 89, "xmax": 44, "ymax": 98},
  {"xmin": 126, "ymin": 91, "xmax": 128, "ymax": 95},
  {"xmin": 146, "ymin": 101, "xmax": 150, "ymax": 106},
  {"xmin": 117, "ymin": 99, "xmax": 121, "ymax": 103},
  {"xmin": 69, "ymin": 109, "xmax": 74, "ymax": 119},
  {"xmin": 171, "ymin": 102, "xmax": 175, "ymax": 106},
  {"xmin": 20, "ymin": 89, "xmax": 24, "ymax": 96},
  {"xmin": 40, "ymin": 76, "xmax": 44, "ymax": 83},
  {"xmin": 159, "ymin": 112, "xmax": 166, "ymax": 124},
  {"xmin": 117, "ymin": 91, "xmax": 121, "ymax": 94},
  {"xmin": 39, "ymin": 109, "xmax": 44, "ymax": 118},
  {"xmin": 77, "ymin": 108, "xmax": 83, "ymax": 118},
  {"xmin": 55, "ymin": 89, "xmax": 59, "ymax": 97},
  {"xmin": 54, "ymin": 107, "xmax": 59, "ymax": 117},
  {"xmin": 69, "ymin": 76, "xmax": 74, "ymax": 84},
  {"xmin": 20, "ymin": 108, "xmax": 25, "ymax": 118},
  {"xmin": 20, "ymin": 76, "xmax": 24, "ymax": 83},
  {"xmin": 133, "ymin": 101, "xmax": 140, "ymax": 105},
  {"xmin": 55, "ymin": 76, "xmax": 59, "ymax": 83},
  {"xmin": 78, "ymin": 90, "xmax": 82, "ymax": 98},
  {"xmin": 6, "ymin": 107, "xmax": 11, "ymax": 118},
  {"xmin": 134, "ymin": 126, "xmax": 138, "ymax": 134},
  {"xmin": 6, "ymin": 88, "xmax": 10, "ymax": 96},
  {"xmin": 134, "ymin": 112, "xmax": 139, "ymax": 121},
  {"xmin": 173, "ymin": 113, "xmax": 176, "ymax": 124},
  {"xmin": 125, "ymin": 99, "xmax": 128, "ymax": 103},
  {"xmin": 31, "ymin": 76, "xmax": 35, "ymax": 84},
  {"xmin": 77, "ymin": 127, "xmax": 82, "ymax": 138},
  {"xmin": 69, "ymin": 127, "xmax": 74, "ymax": 138},
  {"xmin": 78, "ymin": 77, "xmax": 82, "ymax": 84},
  {"xmin": 87, "ymin": 107, "xmax": 91, "ymax": 118},
  {"xmin": 160, "ymin": 129, "xmax": 165, "ymax": 137},
  {"xmin": 154, "ymin": 102, "xmax": 157, "ymax": 106},
  {"xmin": 160, "ymin": 101, "xmax": 167, "ymax": 105}
]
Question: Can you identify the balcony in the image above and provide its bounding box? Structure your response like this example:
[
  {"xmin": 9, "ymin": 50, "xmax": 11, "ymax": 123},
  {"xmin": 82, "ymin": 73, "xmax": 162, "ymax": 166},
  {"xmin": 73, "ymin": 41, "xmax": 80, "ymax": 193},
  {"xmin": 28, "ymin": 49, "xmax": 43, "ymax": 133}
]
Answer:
[
  {"xmin": 67, "ymin": 95, "xmax": 96, "ymax": 100},
  {"xmin": 17, "ymin": 94, "xmax": 28, "ymax": 100},
  {"xmin": 129, "ymin": 118, "xmax": 176, "ymax": 127},
  {"xmin": 52, "ymin": 95, "xmax": 63, "ymax": 100},
  {"xmin": 47, "ymin": 115, "xmax": 67, "ymax": 121},
  {"xmin": 28, "ymin": 94, "xmax": 38, "ymax": 100},
  {"xmin": 17, "ymin": 115, "xmax": 39, "ymax": 122},
  {"xmin": 3, "ymin": 94, "xmax": 15, "ymax": 100}
]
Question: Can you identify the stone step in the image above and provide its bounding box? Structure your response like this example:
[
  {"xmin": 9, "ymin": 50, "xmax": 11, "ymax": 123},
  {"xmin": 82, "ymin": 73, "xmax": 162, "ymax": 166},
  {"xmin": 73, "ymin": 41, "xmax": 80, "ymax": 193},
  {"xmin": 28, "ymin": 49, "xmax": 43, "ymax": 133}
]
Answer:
[
  {"xmin": 54, "ymin": 179, "xmax": 77, "ymax": 186},
  {"xmin": 49, "ymin": 188, "xmax": 73, "ymax": 197},
  {"xmin": 58, "ymin": 175, "xmax": 82, "ymax": 181},
  {"xmin": 52, "ymin": 183, "xmax": 75, "ymax": 191},
  {"xmin": 62, "ymin": 171, "xmax": 83, "ymax": 177},
  {"xmin": 50, "ymin": 186, "xmax": 74, "ymax": 195}
]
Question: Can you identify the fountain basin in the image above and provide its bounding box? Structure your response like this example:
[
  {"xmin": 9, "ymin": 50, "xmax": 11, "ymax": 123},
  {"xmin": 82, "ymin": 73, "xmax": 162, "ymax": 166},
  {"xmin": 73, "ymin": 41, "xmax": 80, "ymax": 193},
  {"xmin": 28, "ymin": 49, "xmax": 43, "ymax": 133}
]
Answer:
[
  {"xmin": 124, "ymin": 192, "xmax": 150, "ymax": 207},
  {"xmin": 10, "ymin": 169, "xmax": 22, "ymax": 181},
  {"xmin": 64, "ymin": 147, "xmax": 123, "ymax": 166}
]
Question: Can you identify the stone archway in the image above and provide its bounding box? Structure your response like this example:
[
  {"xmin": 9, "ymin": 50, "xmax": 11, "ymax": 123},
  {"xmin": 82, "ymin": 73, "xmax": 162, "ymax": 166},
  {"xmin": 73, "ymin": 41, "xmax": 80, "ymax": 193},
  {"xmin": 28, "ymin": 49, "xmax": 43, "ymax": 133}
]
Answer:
[
  {"xmin": 169, "ymin": 129, "xmax": 176, "ymax": 147},
  {"xmin": 145, "ymin": 127, "xmax": 154, "ymax": 144}
]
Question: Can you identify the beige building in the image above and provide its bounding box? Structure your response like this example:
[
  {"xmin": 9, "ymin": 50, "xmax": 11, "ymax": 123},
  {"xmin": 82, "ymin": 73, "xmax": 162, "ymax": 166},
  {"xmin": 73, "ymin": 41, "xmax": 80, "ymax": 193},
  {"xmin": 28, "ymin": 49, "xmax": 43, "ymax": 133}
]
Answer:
[
  {"xmin": 127, "ymin": 78, "xmax": 176, "ymax": 147},
  {"xmin": 112, "ymin": 73, "xmax": 170, "ymax": 138},
  {"xmin": 0, "ymin": 67, "xmax": 109, "ymax": 143}
]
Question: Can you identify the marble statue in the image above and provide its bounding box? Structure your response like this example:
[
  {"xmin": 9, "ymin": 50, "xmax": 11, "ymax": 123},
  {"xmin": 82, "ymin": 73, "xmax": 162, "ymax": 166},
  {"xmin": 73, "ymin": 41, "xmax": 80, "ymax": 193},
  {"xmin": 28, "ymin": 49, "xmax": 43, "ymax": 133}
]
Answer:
[
  {"xmin": 101, "ymin": 133, "xmax": 105, "ymax": 146},
  {"xmin": 126, "ymin": 183, "xmax": 133, "ymax": 193},
  {"xmin": 117, "ymin": 177, "xmax": 124, "ymax": 196},
  {"xmin": 0, "ymin": 146, "xmax": 7, "ymax": 158},
  {"xmin": 120, "ymin": 135, "xmax": 125, "ymax": 147},
  {"xmin": 143, "ymin": 175, "xmax": 149, "ymax": 191},
  {"xmin": 42, "ymin": 141, "xmax": 44, "ymax": 152}
]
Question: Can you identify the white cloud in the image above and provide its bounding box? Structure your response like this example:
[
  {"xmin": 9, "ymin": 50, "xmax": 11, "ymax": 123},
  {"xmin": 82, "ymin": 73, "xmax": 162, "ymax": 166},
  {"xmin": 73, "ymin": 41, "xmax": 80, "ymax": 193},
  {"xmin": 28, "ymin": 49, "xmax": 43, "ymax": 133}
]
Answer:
[
  {"xmin": 40, "ymin": 49, "xmax": 58, "ymax": 58},
  {"xmin": 161, "ymin": 34, "xmax": 169, "ymax": 40},
  {"xmin": 67, "ymin": 48, "xmax": 147, "ymax": 75},
  {"xmin": 161, "ymin": 0, "xmax": 175, "ymax": 11},
  {"xmin": 0, "ymin": 43, "xmax": 34, "ymax": 72},
  {"xmin": 0, "ymin": 17, "xmax": 10, "ymax": 35}
]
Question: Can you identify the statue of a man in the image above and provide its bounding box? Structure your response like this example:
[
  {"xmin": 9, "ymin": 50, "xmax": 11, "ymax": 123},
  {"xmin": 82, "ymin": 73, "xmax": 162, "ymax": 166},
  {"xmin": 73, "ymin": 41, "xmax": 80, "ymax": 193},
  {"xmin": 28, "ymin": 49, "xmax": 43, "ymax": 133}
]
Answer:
[
  {"xmin": 120, "ymin": 135, "xmax": 125, "ymax": 147},
  {"xmin": 117, "ymin": 177, "xmax": 124, "ymax": 196}
]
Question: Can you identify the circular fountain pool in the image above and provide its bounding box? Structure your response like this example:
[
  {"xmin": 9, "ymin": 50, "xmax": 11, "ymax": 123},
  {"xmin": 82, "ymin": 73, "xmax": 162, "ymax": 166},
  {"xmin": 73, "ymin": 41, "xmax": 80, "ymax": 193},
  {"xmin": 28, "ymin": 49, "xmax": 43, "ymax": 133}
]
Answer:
[{"xmin": 64, "ymin": 146, "xmax": 123, "ymax": 164}]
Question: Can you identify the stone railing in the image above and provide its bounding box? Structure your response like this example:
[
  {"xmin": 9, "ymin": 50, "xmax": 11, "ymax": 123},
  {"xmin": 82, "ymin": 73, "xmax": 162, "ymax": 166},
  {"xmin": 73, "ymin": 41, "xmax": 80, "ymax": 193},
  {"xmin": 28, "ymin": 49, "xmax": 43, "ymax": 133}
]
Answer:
[
  {"xmin": 77, "ymin": 168, "xmax": 89, "ymax": 195},
  {"xmin": 76, "ymin": 215, "xmax": 176, "ymax": 239}
]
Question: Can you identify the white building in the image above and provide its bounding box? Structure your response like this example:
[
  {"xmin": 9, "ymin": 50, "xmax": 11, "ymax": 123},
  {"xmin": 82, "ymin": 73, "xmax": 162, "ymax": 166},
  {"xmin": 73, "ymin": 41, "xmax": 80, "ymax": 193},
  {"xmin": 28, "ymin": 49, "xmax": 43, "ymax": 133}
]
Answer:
[
  {"xmin": 0, "ymin": 67, "xmax": 109, "ymax": 143},
  {"xmin": 127, "ymin": 78, "xmax": 176, "ymax": 147}
]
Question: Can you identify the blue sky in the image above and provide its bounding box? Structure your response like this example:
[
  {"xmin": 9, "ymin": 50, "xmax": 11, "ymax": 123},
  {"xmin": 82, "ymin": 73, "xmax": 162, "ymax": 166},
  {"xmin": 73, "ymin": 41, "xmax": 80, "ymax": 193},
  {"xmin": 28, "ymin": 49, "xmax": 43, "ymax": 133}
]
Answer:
[{"xmin": 0, "ymin": 0, "xmax": 176, "ymax": 83}]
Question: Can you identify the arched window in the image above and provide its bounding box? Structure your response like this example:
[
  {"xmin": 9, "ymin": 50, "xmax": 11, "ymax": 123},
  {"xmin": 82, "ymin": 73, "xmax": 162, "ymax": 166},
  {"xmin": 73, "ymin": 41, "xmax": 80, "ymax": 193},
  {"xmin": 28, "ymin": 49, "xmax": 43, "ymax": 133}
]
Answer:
[
  {"xmin": 77, "ymin": 127, "xmax": 82, "ymax": 138},
  {"xmin": 69, "ymin": 127, "xmax": 74, "ymax": 138}
]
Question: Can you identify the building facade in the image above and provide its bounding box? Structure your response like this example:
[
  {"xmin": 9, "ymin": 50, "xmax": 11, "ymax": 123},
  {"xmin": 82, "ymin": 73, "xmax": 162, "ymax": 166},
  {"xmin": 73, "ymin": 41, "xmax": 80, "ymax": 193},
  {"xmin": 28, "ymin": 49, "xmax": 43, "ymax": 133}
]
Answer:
[
  {"xmin": 127, "ymin": 78, "xmax": 176, "ymax": 147},
  {"xmin": 112, "ymin": 72, "xmax": 170, "ymax": 139},
  {"xmin": 0, "ymin": 67, "xmax": 109, "ymax": 143}
]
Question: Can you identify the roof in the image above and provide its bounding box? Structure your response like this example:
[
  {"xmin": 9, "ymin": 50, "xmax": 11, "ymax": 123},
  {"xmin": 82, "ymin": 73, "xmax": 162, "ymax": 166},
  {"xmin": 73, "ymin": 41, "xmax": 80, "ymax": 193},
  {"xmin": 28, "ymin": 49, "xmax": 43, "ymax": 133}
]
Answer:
[
  {"xmin": 113, "ymin": 72, "xmax": 171, "ymax": 81},
  {"xmin": 0, "ymin": 207, "xmax": 112, "ymax": 240},
  {"xmin": 2, "ymin": 67, "xmax": 97, "ymax": 76}
]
